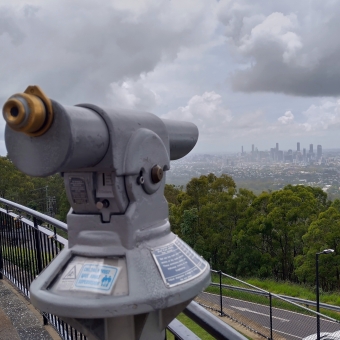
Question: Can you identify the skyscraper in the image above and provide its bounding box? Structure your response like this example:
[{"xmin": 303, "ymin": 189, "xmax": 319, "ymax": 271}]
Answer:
[
  {"xmin": 252, "ymin": 144, "xmax": 254, "ymax": 153},
  {"xmin": 309, "ymin": 144, "xmax": 313, "ymax": 153},
  {"xmin": 276, "ymin": 143, "xmax": 279, "ymax": 151},
  {"xmin": 286, "ymin": 149, "xmax": 293, "ymax": 162},
  {"xmin": 297, "ymin": 142, "xmax": 300, "ymax": 152},
  {"xmin": 270, "ymin": 148, "xmax": 275, "ymax": 161},
  {"xmin": 317, "ymin": 145, "xmax": 322, "ymax": 159}
]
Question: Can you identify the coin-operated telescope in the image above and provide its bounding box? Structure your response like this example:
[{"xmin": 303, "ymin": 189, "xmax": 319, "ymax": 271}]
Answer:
[{"xmin": 3, "ymin": 86, "xmax": 210, "ymax": 340}]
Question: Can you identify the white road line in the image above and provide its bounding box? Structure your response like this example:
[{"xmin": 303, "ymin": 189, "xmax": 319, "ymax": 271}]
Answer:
[
  {"xmin": 264, "ymin": 326, "xmax": 302, "ymax": 339},
  {"xmin": 230, "ymin": 305, "xmax": 289, "ymax": 322}
]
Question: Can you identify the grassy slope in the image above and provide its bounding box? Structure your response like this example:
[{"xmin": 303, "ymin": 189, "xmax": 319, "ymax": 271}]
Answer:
[
  {"xmin": 166, "ymin": 313, "xmax": 215, "ymax": 340},
  {"xmin": 245, "ymin": 278, "xmax": 340, "ymax": 306},
  {"xmin": 167, "ymin": 275, "xmax": 340, "ymax": 339},
  {"xmin": 211, "ymin": 273, "xmax": 340, "ymax": 305},
  {"xmin": 209, "ymin": 274, "xmax": 340, "ymax": 320}
]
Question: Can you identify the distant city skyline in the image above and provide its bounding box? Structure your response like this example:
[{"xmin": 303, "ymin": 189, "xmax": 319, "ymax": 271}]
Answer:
[
  {"xmin": 238, "ymin": 141, "xmax": 323, "ymax": 164},
  {"xmin": 239, "ymin": 142, "xmax": 325, "ymax": 153},
  {"xmin": 168, "ymin": 150, "xmax": 340, "ymax": 199}
]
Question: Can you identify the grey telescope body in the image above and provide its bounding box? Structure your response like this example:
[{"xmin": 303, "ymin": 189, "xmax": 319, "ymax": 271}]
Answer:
[
  {"xmin": 5, "ymin": 101, "xmax": 198, "ymax": 177},
  {"xmin": 2, "ymin": 86, "xmax": 209, "ymax": 340}
]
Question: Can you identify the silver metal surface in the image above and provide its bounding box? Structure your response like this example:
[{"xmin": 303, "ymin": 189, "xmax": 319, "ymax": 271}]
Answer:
[
  {"xmin": 161, "ymin": 119, "xmax": 199, "ymax": 160},
  {"xmin": 4, "ymin": 95, "xmax": 208, "ymax": 340},
  {"xmin": 6, "ymin": 101, "xmax": 109, "ymax": 177}
]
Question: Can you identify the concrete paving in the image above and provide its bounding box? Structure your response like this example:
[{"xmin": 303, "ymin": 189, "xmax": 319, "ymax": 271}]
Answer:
[
  {"xmin": 0, "ymin": 306, "xmax": 20, "ymax": 340},
  {"xmin": 0, "ymin": 278, "xmax": 60, "ymax": 340}
]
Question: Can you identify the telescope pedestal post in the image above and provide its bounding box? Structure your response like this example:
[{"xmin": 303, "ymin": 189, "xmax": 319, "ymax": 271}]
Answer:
[
  {"xmin": 105, "ymin": 312, "xmax": 165, "ymax": 340},
  {"xmin": 66, "ymin": 313, "xmax": 165, "ymax": 340},
  {"xmin": 105, "ymin": 316, "xmax": 135, "ymax": 340}
]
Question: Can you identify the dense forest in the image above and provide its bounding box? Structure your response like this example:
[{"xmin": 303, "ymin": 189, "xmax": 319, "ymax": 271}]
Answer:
[
  {"xmin": 1, "ymin": 155, "xmax": 339, "ymax": 292},
  {"xmin": 166, "ymin": 173, "xmax": 340, "ymax": 292},
  {"xmin": 0, "ymin": 156, "xmax": 69, "ymax": 222}
]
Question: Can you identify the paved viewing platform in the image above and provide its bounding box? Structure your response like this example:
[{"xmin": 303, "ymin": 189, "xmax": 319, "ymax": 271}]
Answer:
[{"xmin": 0, "ymin": 279, "xmax": 60, "ymax": 340}]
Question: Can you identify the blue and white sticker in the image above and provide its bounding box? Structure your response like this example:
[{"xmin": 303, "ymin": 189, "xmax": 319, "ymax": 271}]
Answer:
[
  {"xmin": 55, "ymin": 258, "xmax": 121, "ymax": 295},
  {"xmin": 75, "ymin": 263, "xmax": 119, "ymax": 293},
  {"xmin": 152, "ymin": 237, "xmax": 208, "ymax": 287}
]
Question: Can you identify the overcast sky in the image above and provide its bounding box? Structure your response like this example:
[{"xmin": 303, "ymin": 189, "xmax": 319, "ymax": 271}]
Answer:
[{"xmin": 1, "ymin": 0, "xmax": 340, "ymax": 155}]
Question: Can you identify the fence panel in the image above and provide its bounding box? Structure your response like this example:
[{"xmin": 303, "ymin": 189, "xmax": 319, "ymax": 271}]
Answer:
[
  {"xmin": 195, "ymin": 270, "xmax": 340, "ymax": 340},
  {"xmin": 0, "ymin": 205, "xmax": 86, "ymax": 340},
  {"xmin": 271, "ymin": 294, "xmax": 340, "ymax": 340},
  {"xmin": 198, "ymin": 270, "xmax": 272, "ymax": 339},
  {"xmin": 5, "ymin": 200, "xmax": 340, "ymax": 340},
  {"xmin": 0, "ymin": 202, "xmax": 211, "ymax": 340}
]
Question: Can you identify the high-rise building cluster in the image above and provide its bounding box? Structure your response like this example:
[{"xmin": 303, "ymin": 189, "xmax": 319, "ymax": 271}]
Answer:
[{"xmin": 241, "ymin": 142, "xmax": 323, "ymax": 164}]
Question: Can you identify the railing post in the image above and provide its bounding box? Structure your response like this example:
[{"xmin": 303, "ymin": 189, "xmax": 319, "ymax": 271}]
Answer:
[
  {"xmin": 42, "ymin": 312, "xmax": 48, "ymax": 326},
  {"xmin": 33, "ymin": 217, "xmax": 48, "ymax": 325},
  {"xmin": 219, "ymin": 270, "xmax": 224, "ymax": 316},
  {"xmin": 33, "ymin": 217, "xmax": 43, "ymax": 274},
  {"xmin": 269, "ymin": 293, "xmax": 273, "ymax": 340},
  {"xmin": 0, "ymin": 227, "xmax": 3, "ymax": 280},
  {"xmin": 0, "ymin": 211, "xmax": 6, "ymax": 280}
]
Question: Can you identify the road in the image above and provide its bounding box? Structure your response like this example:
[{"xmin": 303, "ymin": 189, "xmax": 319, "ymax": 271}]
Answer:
[{"xmin": 200, "ymin": 292, "xmax": 340, "ymax": 339}]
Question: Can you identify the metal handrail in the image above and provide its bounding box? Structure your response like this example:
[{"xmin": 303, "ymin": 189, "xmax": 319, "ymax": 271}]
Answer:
[
  {"xmin": 184, "ymin": 301, "xmax": 248, "ymax": 340},
  {"xmin": 211, "ymin": 271, "xmax": 340, "ymax": 323},
  {"xmin": 167, "ymin": 318, "xmax": 200, "ymax": 340},
  {"xmin": 0, "ymin": 207, "xmax": 68, "ymax": 246},
  {"xmin": 3, "ymin": 197, "xmax": 339, "ymax": 338},
  {"xmin": 211, "ymin": 282, "xmax": 340, "ymax": 313},
  {"xmin": 0, "ymin": 199, "xmax": 247, "ymax": 340},
  {"xmin": 0, "ymin": 197, "xmax": 67, "ymax": 232}
]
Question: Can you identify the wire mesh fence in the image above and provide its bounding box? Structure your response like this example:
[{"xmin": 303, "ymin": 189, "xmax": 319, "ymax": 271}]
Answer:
[{"xmin": 196, "ymin": 270, "xmax": 340, "ymax": 340}]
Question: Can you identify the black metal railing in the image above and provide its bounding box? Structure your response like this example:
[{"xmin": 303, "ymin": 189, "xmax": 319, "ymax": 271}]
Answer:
[
  {"xmin": 0, "ymin": 198, "xmax": 245, "ymax": 340},
  {"xmin": 196, "ymin": 269, "xmax": 340, "ymax": 340},
  {"xmin": 0, "ymin": 198, "xmax": 87, "ymax": 339},
  {"xmin": 4, "ymin": 195, "xmax": 340, "ymax": 340}
]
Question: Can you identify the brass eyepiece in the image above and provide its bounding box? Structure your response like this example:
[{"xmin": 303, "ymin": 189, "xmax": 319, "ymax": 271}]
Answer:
[{"xmin": 2, "ymin": 86, "xmax": 53, "ymax": 137}]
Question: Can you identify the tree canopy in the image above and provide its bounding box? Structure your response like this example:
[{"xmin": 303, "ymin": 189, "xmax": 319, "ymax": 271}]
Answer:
[
  {"xmin": 165, "ymin": 173, "xmax": 337, "ymax": 291},
  {"xmin": 1, "ymin": 155, "xmax": 338, "ymax": 291},
  {"xmin": 0, "ymin": 156, "xmax": 69, "ymax": 221}
]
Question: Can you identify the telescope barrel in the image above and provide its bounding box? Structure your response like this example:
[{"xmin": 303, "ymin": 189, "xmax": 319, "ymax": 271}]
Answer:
[
  {"xmin": 4, "ymin": 100, "xmax": 110, "ymax": 177},
  {"xmin": 3, "ymin": 86, "xmax": 198, "ymax": 176},
  {"xmin": 162, "ymin": 119, "xmax": 198, "ymax": 160}
]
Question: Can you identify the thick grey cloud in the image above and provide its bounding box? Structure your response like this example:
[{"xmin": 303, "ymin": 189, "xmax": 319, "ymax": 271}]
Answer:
[
  {"xmin": 0, "ymin": 0, "xmax": 216, "ymax": 105},
  {"xmin": 107, "ymin": 79, "xmax": 161, "ymax": 111},
  {"xmin": 162, "ymin": 91, "xmax": 232, "ymax": 135},
  {"xmin": 2, "ymin": 0, "xmax": 340, "ymax": 155},
  {"xmin": 219, "ymin": 0, "xmax": 340, "ymax": 96}
]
